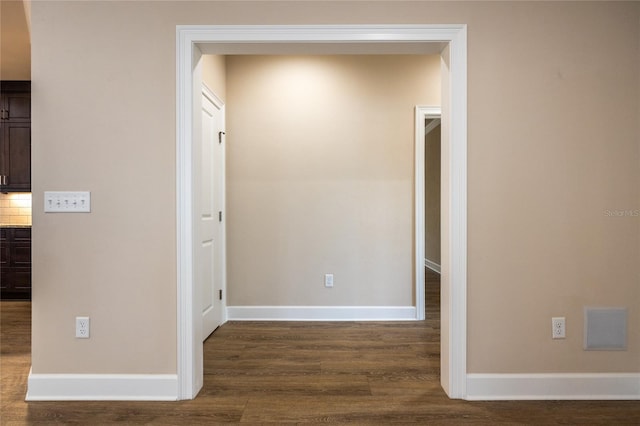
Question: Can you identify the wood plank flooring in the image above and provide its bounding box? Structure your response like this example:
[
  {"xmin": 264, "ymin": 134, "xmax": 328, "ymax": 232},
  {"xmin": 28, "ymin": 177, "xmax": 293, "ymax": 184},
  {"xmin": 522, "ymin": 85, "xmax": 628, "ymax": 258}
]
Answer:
[{"xmin": 2, "ymin": 269, "xmax": 639, "ymax": 424}]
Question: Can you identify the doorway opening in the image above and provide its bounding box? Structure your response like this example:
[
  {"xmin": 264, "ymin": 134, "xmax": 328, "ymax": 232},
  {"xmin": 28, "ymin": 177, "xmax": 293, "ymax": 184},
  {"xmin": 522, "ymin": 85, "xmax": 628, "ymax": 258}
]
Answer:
[
  {"xmin": 176, "ymin": 25, "xmax": 468, "ymax": 400},
  {"xmin": 425, "ymin": 117, "xmax": 442, "ymax": 275},
  {"xmin": 414, "ymin": 106, "xmax": 442, "ymax": 319}
]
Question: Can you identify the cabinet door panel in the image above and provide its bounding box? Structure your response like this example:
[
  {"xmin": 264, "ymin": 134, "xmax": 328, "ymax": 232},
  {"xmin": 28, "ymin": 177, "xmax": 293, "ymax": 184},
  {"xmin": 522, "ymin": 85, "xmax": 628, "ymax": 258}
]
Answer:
[
  {"xmin": 0, "ymin": 123, "xmax": 6, "ymax": 177},
  {"xmin": 0, "ymin": 244, "xmax": 9, "ymax": 267},
  {"xmin": 6, "ymin": 93, "xmax": 30, "ymax": 121},
  {"xmin": 1, "ymin": 229, "xmax": 10, "ymax": 268},
  {"xmin": 2, "ymin": 122, "xmax": 30, "ymax": 191},
  {"xmin": 0, "ymin": 228, "xmax": 31, "ymax": 299},
  {"xmin": 0, "ymin": 269, "xmax": 9, "ymax": 291},
  {"xmin": 13, "ymin": 228, "xmax": 31, "ymax": 241},
  {"xmin": 12, "ymin": 268, "xmax": 32, "ymax": 291},
  {"xmin": 12, "ymin": 242, "xmax": 31, "ymax": 266}
]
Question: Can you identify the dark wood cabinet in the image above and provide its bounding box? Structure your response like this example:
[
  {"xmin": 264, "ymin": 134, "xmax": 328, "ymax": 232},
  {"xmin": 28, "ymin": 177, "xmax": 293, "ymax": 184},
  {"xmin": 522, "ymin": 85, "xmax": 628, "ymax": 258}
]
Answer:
[
  {"xmin": 0, "ymin": 230, "xmax": 9, "ymax": 292},
  {"xmin": 0, "ymin": 81, "xmax": 31, "ymax": 192},
  {"xmin": 0, "ymin": 227, "xmax": 31, "ymax": 300}
]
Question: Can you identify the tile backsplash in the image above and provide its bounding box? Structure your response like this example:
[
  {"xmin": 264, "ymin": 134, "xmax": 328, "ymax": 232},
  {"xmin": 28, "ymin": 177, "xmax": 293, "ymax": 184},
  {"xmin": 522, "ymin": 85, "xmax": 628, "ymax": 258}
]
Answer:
[{"xmin": 0, "ymin": 193, "xmax": 32, "ymax": 225}]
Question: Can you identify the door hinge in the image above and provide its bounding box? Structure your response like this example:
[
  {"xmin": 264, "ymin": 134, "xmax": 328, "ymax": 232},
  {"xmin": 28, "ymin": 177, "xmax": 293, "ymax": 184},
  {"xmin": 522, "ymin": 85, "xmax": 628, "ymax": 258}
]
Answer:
[
  {"xmin": 218, "ymin": 211, "xmax": 222, "ymax": 222},
  {"xmin": 219, "ymin": 289, "xmax": 223, "ymax": 300},
  {"xmin": 218, "ymin": 131, "xmax": 225, "ymax": 144}
]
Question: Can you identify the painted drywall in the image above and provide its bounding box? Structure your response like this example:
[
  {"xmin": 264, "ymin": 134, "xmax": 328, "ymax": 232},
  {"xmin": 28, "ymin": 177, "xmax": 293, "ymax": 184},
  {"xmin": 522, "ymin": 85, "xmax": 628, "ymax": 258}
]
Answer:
[
  {"xmin": 225, "ymin": 54, "xmax": 440, "ymax": 306},
  {"xmin": 201, "ymin": 54, "xmax": 226, "ymax": 103},
  {"xmin": 31, "ymin": 1, "xmax": 178, "ymax": 374},
  {"xmin": 30, "ymin": 1, "xmax": 639, "ymax": 376},
  {"xmin": 425, "ymin": 123, "xmax": 441, "ymax": 265},
  {"xmin": 464, "ymin": 2, "xmax": 639, "ymax": 374},
  {"xmin": 0, "ymin": 0, "xmax": 31, "ymax": 80}
]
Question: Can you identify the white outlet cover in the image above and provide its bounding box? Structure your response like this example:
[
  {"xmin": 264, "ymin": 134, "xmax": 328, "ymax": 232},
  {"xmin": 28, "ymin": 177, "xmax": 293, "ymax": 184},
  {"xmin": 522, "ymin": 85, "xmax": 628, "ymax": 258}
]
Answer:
[
  {"xmin": 75, "ymin": 316, "xmax": 90, "ymax": 338},
  {"xmin": 324, "ymin": 274, "xmax": 334, "ymax": 288},
  {"xmin": 552, "ymin": 317, "xmax": 566, "ymax": 339}
]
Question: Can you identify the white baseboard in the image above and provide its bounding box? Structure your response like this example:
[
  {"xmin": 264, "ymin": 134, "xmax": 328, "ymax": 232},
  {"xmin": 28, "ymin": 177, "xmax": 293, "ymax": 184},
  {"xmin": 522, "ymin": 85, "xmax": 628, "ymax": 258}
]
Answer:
[
  {"xmin": 466, "ymin": 373, "xmax": 640, "ymax": 400},
  {"xmin": 26, "ymin": 369, "xmax": 178, "ymax": 401},
  {"xmin": 424, "ymin": 258, "xmax": 441, "ymax": 274},
  {"xmin": 226, "ymin": 306, "xmax": 417, "ymax": 321}
]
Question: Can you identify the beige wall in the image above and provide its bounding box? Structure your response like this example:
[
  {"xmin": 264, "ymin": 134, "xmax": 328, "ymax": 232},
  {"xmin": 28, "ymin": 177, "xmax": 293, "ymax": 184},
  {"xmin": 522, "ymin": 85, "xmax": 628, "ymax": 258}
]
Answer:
[
  {"xmin": 465, "ymin": 2, "xmax": 639, "ymax": 373},
  {"xmin": 30, "ymin": 1, "xmax": 639, "ymax": 376},
  {"xmin": 201, "ymin": 54, "xmax": 226, "ymax": 103},
  {"xmin": 0, "ymin": 0, "xmax": 31, "ymax": 80},
  {"xmin": 425, "ymin": 123, "xmax": 441, "ymax": 265},
  {"xmin": 225, "ymin": 55, "xmax": 439, "ymax": 306}
]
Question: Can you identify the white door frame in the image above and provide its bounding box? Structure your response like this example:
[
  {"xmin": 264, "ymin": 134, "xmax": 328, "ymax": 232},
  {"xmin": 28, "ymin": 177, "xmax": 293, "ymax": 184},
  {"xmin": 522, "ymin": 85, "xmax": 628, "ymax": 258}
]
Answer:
[
  {"xmin": 176, "ymin": 24, "xmax": 467, "ymax": 400},
  {"xmin": 415, "ymin": 106, "xmax": 442, "ymax": 321}
]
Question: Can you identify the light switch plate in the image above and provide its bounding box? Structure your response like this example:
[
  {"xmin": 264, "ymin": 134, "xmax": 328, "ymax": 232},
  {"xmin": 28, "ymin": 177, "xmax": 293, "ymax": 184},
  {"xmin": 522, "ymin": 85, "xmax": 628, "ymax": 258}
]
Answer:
[{"xmin": 44, "ymin": 191, "xmax": 91, "ymax": 213}]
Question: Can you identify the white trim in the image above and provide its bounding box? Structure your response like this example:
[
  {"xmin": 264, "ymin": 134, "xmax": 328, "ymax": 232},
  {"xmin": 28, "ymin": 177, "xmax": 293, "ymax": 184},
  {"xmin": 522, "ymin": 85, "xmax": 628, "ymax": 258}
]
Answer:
[
  {"xmin": 415, "ymin": 105, "xmax": 441, "ymax": 322},
  {"xmin": 425, "ymin": 258, "xmax": 441, "ymax": 274},
  {"xmin": 448, "ymin": 25, "xmax": 468, "ymax": 400},
  {"xmin": 227, "ymin": 306, "xmax": 416, "ymax": 321},
  {"xmin": 202, "ymin": 83, "xmax": 224, "ymax": 109},
  {"xmin": 26, "ymin": 370, "xmax": 178, "ymax": 401},
  {"xmin": 466, "ymin": 373, "xmax": 640, "ymax": 401},
  {"xmin": 177, "ymin": 24, "xmax": 468, "ymax": 401},
  {"xmin": 176, "ymin": 26, "xmax": 196, "ymax": 400}
]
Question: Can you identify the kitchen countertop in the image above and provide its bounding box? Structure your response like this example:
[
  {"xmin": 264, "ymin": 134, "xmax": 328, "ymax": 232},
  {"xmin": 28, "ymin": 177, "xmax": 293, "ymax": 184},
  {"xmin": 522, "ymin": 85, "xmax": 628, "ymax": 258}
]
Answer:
[{"xmin": 0, "ymin": 224, "xmax": 32, "ymax": 228}]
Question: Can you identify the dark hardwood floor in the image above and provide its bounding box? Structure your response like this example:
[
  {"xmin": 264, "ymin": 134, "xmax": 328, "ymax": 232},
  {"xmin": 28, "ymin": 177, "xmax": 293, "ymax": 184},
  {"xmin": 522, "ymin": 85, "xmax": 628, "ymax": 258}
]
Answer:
[{"xmin": 2, "ymin": 269, "xmax": 639, "ymax": 424}]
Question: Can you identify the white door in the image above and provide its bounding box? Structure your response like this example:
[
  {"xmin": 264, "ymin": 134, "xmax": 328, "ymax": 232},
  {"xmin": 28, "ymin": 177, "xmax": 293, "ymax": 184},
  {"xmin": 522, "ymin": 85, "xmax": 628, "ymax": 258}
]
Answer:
[{"xmin": 199, "ymin": 87, "xmax": 225, "ymax": 341}]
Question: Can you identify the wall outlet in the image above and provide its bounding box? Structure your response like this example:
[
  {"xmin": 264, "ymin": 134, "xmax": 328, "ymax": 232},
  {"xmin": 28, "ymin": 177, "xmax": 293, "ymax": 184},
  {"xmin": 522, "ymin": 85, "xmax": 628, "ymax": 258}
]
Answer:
[
  {"xmin": 76, "ymin": 316, "xmax": 90, "ymax": 338},
  {"xmin": 324, "ymin": 273, "xmax": 334, "ymax": 288},
  {"xmin": 552, "ymin": 317, "xmax": 565, "ymax": 339}
]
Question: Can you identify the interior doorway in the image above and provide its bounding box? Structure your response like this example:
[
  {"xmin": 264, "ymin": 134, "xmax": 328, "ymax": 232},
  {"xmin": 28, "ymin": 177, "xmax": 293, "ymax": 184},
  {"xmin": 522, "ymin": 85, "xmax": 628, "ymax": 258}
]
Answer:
[
  {"xmin": 424, "ymin": 117, "xmax": 442, "ymax": 275},
  {"xmin": 414, "ymin": 106, "xmax": 441, "ymax": 320},
  {"xmin": 176, "ymin": 25, "xmax": 468, "ymax": 400}
]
